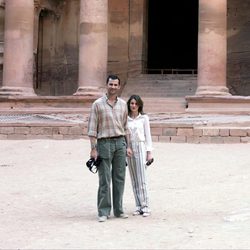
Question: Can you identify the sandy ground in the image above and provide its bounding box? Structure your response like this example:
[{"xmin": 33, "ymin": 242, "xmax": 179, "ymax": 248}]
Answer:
[{"xmin": 1, "ymin": 139, "xmax": 250, "ymax": 249}]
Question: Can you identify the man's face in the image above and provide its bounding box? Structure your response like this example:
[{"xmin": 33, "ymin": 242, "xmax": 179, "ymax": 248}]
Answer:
[{"xmin": 107, "ymin": 79, "xmax": 120, "ymax": 95}]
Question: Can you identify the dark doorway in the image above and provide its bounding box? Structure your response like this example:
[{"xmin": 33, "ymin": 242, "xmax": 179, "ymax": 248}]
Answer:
[
  {"xmin": 147, "ymin": 0, "xmax": 198, "ymax": 72},
  {"xmin": 36, "ymin": 9, "xmax": 58, "ymax": 96}
]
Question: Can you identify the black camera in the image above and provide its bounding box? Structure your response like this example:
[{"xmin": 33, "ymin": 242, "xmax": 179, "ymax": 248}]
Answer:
[
  {"xmin": 146, "ymin": 158, "xmax": 154, "ymax": 166},
  {"xmin": 86, "ymin": 156, "xmax": 102, "ymax": 173}
]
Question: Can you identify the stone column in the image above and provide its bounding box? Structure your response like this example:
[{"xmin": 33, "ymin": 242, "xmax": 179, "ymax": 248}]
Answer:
[
  {"xmin": 74, "ymin": 0, "xmax": 108, "ymax": 96},
  {"xmin": 196, "ymin": 0, "xmax": 230, "ymax": 96},
  {"xmin": 0, "ymin": 1, "xmax": 4, "ymax": 66},
  {"xmin": 0, "ymin": 0, "xmax": 36, "ymax": 96}
]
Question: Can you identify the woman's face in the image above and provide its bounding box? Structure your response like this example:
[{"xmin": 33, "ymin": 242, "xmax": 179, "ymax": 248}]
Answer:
[{"xmin": 129, "ymin": 98, "xmax": 139, "ymax": 113}]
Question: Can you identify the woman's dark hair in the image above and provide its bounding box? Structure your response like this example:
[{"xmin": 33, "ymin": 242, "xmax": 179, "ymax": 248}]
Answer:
[
  {"xmin": 127, "ymin": 95, "xmax": 144, "ymax": 115},
  {"xmin": 106, "ymin": 74, "xmax": 120, "ymax": 85}
]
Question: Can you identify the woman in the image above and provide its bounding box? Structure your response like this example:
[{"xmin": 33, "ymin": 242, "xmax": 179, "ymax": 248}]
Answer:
[{"xmin": 127, "ymin": 95, "xmax": 153, "ymax": 217}]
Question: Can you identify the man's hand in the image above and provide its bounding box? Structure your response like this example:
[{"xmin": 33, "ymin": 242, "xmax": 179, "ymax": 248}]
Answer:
[
  {"xmin": 89, "ymin": 136, "xmax": 98, "ymax": 160},
  {"xmin": 90, "ymin": 148, "xmax": 98, "ymax": 160}
]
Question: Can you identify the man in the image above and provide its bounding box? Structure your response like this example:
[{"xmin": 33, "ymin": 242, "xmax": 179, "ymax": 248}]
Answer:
[{"xmin": 88, "ymin": 74, "xmax": 133, "ymax": 222}]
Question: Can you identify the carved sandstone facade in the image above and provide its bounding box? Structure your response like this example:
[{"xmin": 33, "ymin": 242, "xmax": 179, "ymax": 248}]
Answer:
[{"xmin": 0, "ymin": 0, "xmax": 249, "ymax": 113}]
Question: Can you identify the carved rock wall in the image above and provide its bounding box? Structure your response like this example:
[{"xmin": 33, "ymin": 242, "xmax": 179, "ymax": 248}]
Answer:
[
  {"xmin": 227, "ymin": 0, "xmax": 250, "ymax": 95},
  {"xmin": 35, "ymin": 0, "xmax": 79, "ymax": 96},
  {"xmin": 0, "ymin": 0, "xmax": 147, "ymax": 95},
  {"xmin": 1, "ymin": 1, "xmax": 249, "ymax": 96},
  {"xmin": 37, "ymin": 0, "xmax": 145, "ymax": 95},
  {"xmin": 108, "ymin": 0, "xmax": 146, "ymax": 90}
]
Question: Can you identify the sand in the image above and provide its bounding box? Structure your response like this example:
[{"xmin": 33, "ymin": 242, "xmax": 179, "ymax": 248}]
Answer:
[{"xmin": 1, "ymin": 139, "xmax": 250, "ymax": 249}]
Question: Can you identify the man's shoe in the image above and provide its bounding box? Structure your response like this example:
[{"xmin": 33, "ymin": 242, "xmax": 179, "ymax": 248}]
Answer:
[
  {"xmin": 98, "ymin": 216, "xmax": 108, "ymax": 222},
  {"xmin": 116, "ymin": 213, "xmax": 128, "ymax": 219},
  {"xmin": 133, "ymin": 210, "xmax": 143, "ymax": 216}
]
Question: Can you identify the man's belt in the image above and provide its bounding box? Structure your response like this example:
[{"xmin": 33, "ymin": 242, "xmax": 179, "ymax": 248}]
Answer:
[{"xmin": 99, "ymin": 135, "xmax": 124, "ymax": 140}]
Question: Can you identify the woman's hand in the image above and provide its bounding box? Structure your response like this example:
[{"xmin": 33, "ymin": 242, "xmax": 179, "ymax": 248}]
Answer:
[
  {"xmin": 146, "ymin": 151, "xmax": 153, "ymax": 162},
  {"xmin": 126, "ymin": 146, "xmax": 133, "ymax": 157}
]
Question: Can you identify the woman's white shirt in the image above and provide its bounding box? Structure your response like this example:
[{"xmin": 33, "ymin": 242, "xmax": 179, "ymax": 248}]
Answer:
[{"xmin": 128, "ymin": 114, "xmax": 153, "ymax": 151}]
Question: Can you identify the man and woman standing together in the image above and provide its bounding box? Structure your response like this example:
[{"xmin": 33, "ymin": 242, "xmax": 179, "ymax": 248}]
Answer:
[{"xmin": 88, "ymin": 74, "xmax": 153, "ymax": 222}]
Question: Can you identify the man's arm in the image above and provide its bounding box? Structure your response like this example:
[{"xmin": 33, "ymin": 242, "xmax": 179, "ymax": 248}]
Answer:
[
  {"xmin": 125, "ymin": 133, "xmax": 133, "ymax": 157},
  {"xmin": 88, "ymin": 102, "xmax": 98, "ymax": 159},
  {"xmin": 123, "ymin": 104, "xmax": 133, "ymax": 157},
  {"xmin": 89, "ymin": 136, "xmax": 98, "ymax": 159}
]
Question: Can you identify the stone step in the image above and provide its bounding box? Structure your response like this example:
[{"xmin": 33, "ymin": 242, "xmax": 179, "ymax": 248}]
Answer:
[
  {"xmin": 142, "ymin": 97, "xmax": 187, "ymax": 113},
  {"xmin": 0, "ymin": 96, "xmax": 95, "ymax": 114},
  {"xmin": 124, "ymin": 81, "xmax": 196, "ymax": 87},
  {"xmin": 1, "ymin": 114, "xmax": 250, "ymax": 143},
  {"xmin": 126, "ymin": 79, "xmax": 197, "ymax": 83},
  {"xmin": 124, "ymin": 81, "xmax": 197, "ymax": 88},
  {"xmin": 123, "ymin": 89, "xmax": 196, "ymax": 97},
  {"xmin": 134, "ymin": 74, "xmax": 198, "ymax": 80},
  {"xmin": 122, "ymin": 75, "xmax": 197, "ymax": 98}
]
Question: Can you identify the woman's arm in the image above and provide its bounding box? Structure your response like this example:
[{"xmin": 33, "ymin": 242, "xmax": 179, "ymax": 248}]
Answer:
[{"xmin": 144, "ymin": 115, "xmax": 153, "ymax": 161}]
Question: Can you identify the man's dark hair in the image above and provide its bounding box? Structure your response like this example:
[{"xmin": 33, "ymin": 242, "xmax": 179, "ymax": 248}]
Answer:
[{"xmin": 106, "ymin": 74, "xmax": 120, "ymax": 85}]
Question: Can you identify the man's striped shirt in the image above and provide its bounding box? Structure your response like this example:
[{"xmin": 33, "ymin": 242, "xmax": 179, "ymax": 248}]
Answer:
[{"xmin": 88, "ymin": 95, "xmax": 129, "ymax": 139}]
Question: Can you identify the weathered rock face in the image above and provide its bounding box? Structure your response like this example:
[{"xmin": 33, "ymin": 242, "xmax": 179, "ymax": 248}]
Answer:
[
  {"xmin": 0, "ymin": 0, "xmax": 146, "ymax": 96},
  {"xmin": 108, "ymin": 0, "xmax": 146, "ymax": 92},
  {"xmin": 227, "ymin": 0, "xmax": 250, "ymax": 95},
  {"xmin": 35, "ymin": 0, "xmax": 80, "ymax": 96},
  {"xmin": 0, "ymin": 0, "xmax": 249, "ymax": 96},
  {"xmin": 33, "ymin": 0, "xmax": 146, "ymax": 95}
]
